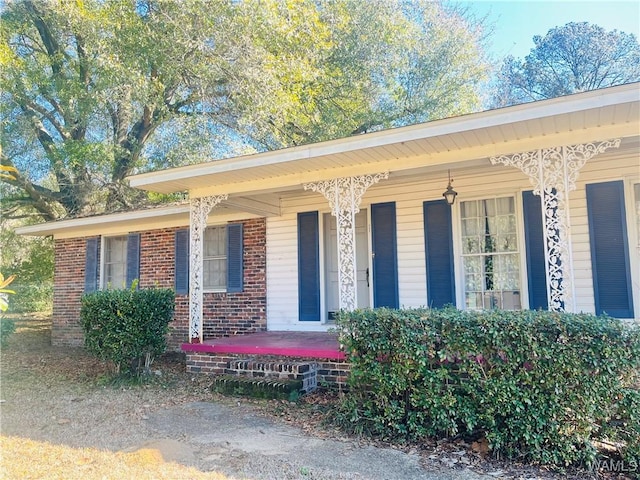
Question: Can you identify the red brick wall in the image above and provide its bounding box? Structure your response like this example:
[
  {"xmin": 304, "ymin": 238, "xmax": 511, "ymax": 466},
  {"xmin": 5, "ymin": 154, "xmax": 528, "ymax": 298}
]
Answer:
[
  {"xmin": 201, "ymin": 218, "xmax": 267, "ymax": 340},
  {"xmin": 52, "ymin": 237, "xmax": 95, "ymax": 346},
  {"xmin": 137, "ymin": 226, "xmax": 188, "ymax": 351},
  {"xmin": 51, "ymin": 218, "xmax": 267, "ymax": 350}
]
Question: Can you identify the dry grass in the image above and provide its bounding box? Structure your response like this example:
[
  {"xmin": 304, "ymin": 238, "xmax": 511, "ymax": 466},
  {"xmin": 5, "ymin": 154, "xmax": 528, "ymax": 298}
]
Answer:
[
  {"xmin": 0, "ymin": 314, "xmax": 233, "ymax": 479},
  {"xmin": 0, "ymin": 436, "xmax": 231, "ymax": 480}
]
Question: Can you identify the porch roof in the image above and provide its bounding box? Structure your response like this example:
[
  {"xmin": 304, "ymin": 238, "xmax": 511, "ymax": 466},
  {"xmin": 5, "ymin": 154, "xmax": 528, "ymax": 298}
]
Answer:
[{"xmin": 128, "ymin": 83, "xmax": 640, "ymax": 199}]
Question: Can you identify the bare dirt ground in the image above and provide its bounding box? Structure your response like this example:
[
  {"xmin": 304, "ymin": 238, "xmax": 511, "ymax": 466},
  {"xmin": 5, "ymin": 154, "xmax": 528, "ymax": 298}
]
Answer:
[{"xmin": 0, "ymin": 315, "xmax": 614, "ymax": 480}]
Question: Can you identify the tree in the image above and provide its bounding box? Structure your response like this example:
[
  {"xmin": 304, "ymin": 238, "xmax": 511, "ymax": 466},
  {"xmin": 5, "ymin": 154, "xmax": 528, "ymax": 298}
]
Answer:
[
  {"xmin": 1, "ymin": 0, "xmax": 490, "ymax": 221},
  {"xmin": 0, "ymin": 220, "xmax": 53, "ymax": 312},
  {"xmin": 492, "ymin": 22, "xmax": 640, "ymax": 107}
]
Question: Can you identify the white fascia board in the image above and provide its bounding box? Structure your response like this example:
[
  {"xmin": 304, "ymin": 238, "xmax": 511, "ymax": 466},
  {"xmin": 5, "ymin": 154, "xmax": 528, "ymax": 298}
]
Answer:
[{"xmin": 15, "ymin": 205, "xmax": 191, "ymax": 237}]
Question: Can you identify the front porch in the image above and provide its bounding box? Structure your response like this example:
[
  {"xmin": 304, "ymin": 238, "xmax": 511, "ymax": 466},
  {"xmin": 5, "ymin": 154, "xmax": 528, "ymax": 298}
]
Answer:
[
  {"xmin": 181, "ymin": 331, "xmax": 350, "ymax": 390},
  {"xmin": 181, "ymin": 331, "xmax": 345, "ymax": 360}
]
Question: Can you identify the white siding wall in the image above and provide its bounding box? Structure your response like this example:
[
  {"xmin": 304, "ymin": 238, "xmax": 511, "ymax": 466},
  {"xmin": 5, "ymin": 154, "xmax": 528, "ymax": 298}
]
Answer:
[
  {"xmin": 570, "ymin": 150, "xmax": 640, "ymax": 319},
  {"xmin": 266, "ymin": 149, "xmax": 640, "ymax": 330}
]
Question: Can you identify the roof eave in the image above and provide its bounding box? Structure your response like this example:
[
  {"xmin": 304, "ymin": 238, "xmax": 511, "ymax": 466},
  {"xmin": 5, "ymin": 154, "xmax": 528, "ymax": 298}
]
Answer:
[{"xmin": 127, "ymin": 83, "xmax": 640, "ymax": 193}]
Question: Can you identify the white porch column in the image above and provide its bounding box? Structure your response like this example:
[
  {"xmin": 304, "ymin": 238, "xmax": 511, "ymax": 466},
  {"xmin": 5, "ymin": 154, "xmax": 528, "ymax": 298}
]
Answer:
[
  {"xmin": 304, "ymin": 172, "xmax": 388, "ymax": 311},
  {"xmin": 491, "ymin": 140, "xmax": 620, "ymax": 312},
  {"xmin": 189, "ymin": 194, "xmax": 228, "ymax": 342}
]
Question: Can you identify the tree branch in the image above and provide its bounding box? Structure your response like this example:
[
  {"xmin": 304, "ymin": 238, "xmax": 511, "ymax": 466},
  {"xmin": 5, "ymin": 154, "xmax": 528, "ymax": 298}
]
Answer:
[
  {"xmin": 0, "ymin": 154, "xmax": 61, "ymax": 221},
  {"xmin": 21, "ymin": 99, "xmax": 70, "ymax": 141},
  {"xmin": 24, "ymin": 1, "xmax": 63, "ymax": 76}
]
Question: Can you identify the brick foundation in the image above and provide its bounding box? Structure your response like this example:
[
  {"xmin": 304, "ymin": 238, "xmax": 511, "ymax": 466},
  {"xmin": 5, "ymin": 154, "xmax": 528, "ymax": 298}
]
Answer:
[{"xmin": 51, "ymin": 218, "xmax": 267, "ymax": 350}]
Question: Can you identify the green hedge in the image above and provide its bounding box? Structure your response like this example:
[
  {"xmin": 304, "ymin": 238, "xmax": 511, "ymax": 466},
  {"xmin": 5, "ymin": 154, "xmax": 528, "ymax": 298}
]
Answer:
[
  {"xmin": 80, "ymin": 286, "xmax": 175, "ymax": 376},
  {"xmin": 335, "ymin": 308, "xmax": 640, "ymax": 467}
]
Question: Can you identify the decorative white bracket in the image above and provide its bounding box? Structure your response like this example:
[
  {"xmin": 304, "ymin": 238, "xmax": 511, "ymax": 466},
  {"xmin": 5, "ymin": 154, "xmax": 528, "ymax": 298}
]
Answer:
[
  {"xmin": 491, "ymin": 139, "xmax": 620, "ymax": 312},
  {"xmin": 189, "ymin": 194, "xmax": 228, "ymax": 342},
  {"xmin": 304, "ymin": 172, "xmax": 388, "ymax": 311}
]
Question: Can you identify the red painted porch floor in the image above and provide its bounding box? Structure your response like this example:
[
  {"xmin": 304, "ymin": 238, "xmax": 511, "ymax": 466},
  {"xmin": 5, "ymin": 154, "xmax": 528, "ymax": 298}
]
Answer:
[{"xmin": 181, "ymin": 331, "xmax": 346, "ymax": 360}]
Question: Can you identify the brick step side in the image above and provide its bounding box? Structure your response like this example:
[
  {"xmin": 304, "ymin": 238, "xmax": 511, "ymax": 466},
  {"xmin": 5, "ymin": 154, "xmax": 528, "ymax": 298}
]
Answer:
[
  {"xmin": 212, "ymin": 375, "xmax": 304, "ymax": 401},
  {"xmin": 226, "ymin": 357, "xmax": 318, "ymax": 393},
  {"xmin": 185, "ymin": 351, "xmax": 350, "ymax": 390}
]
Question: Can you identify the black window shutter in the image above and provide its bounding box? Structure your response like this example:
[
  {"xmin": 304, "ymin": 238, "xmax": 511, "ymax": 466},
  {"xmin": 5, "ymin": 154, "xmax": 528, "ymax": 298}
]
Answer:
[
  {"xmin": 423, "ymin": 200, "xmax": 456, "ymax": 307},
  {"xmin": 226, "ymin": 223, "xmax": 244, "ymax": 293},
  {"xmin": 298, "ymin": 211, "xmax": 320, "ymax": 321},
  {"xmin": 522, "ymin": 191, "xmax": 548, "ymax": 310},
  {"xmin": 84, "ymin": 238, "xmax": 99, "ymax": 293},
  {"xmin": 586, "ymin": 181, "xmax": 634, "ymax": 318},
  {"xmin": 174, "ymin": 229, "xmax": 190, "ymax": 295},
  {"xmin": 126, "ymin": 233, "xmax": 141, "ymax": 289},
  {"xmin": 371, "ymin": 202, "xmax": 399, "ymax": 309}
]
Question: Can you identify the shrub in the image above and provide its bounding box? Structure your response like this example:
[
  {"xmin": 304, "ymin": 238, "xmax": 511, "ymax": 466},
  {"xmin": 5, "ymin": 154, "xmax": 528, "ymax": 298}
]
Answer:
[
  {"xmin": 80, "ymin": 285, "xmax": 175, "ymax": 376},
  {"xmin": 334, "ymin": 307, "xmax": 640, "ymax": 468}
]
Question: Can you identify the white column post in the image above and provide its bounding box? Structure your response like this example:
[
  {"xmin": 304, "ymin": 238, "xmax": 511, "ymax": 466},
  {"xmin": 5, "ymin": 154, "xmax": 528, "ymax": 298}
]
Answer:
[
  {"xmin": 491, "ymin": 139, "xmax": 620, "ymax": 312},
  {"xmin": 189, "ymin": 194, "xmax": 228, "ymax": 342},
  {"xmin": 304, "ymin": 172, "xmax": 388, "ymax": 311}
]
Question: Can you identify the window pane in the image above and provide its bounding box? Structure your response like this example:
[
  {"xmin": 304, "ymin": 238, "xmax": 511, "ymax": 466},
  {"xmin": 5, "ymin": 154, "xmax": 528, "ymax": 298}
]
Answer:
[
  {"xmin": 204, "ymin": 227, "xmax": 225, "ymax": 256},
  {"xmin": 463, "ymin": 256, "xmax": 481, "ymax": 274},
  {"xmin": 104, "ymin": 236, "xmax": 127, "ymax": 288},
  {"xmin": 496, "ymin": 196, "xmax": 515, "ymax": 215},
  {"xmin": 204, "ymin": 259, "xmax": 226, "ymax": 290},
  {"xmin": 106, "ymin": 263, "xmax": 126, "ymax": 288},
  {"xmin": 497, "ymin": 234, "xmax": 518, "ymax": 252},
  {"xmin": 494, "ymin": 254, "xmax": 520, "ymax": 290},
  {"xmin": 462, "ymin": 218, "xmax": 479, "ymax": 236},
  {"xmin": 461, "ymin": 200, "xmax": 478, "ymax": 219},
  {"xmin": 106, "ymin": 236, "xmax": 127, "ymax": 263},
  {"xmin": 483, "ymin": 198, "xmax": 496, "ymax": 217},
  {"xmin": 466, "ymin": 292, "xmax": 482, "ymax": 310},
  {"xmin": 495, "ymin": 214, "xmax": 516, "ymax": 234},
  {"xmin": 203, "ymin": 226, "xmax": 227, "ymax": 290},
  {"xmin": 463, "ymin": 236, "xmax": 480, "ymax": 254},
  {"xmin": 486, "ymin": 217, "xmax": 498, "ymax": 235},
  {"xmin": 465, "ymin": 274, "xmax": 482, "ymax": 291},
  {"xmin": 482, "ymin": 234, "xmax": 498, "ymax": 253}
]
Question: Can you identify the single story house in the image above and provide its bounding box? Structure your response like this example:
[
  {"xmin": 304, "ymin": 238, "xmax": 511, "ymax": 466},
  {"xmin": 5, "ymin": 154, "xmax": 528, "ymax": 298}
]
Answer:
[{"xmin": 18, "ymin": 83, "xmax": 640, "ymax": 386}]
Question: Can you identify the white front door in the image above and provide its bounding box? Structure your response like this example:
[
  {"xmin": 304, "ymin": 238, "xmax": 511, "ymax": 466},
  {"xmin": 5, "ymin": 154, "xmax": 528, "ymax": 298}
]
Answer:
[{"xmin": 324, "ymin": 210, "xmax": 370, "ymax": 321}]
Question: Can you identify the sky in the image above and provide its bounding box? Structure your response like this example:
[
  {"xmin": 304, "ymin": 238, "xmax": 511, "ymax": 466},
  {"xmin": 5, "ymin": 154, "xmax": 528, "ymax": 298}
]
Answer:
[{"xmin": 456, "ymin": 1, "xmax": 640, "ymax": 59}]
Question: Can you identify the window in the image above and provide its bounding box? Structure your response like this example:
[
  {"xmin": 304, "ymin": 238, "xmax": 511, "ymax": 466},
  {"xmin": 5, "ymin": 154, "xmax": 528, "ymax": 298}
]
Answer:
[
  {"xmin": 97, "ymin": 234, "xmax": 139, "ymax": 291},
  {"xmin": 203, "ymin": 226, "xmax": 227, "ymax": 290},
  {"xmin": 103, "ymin": 236, "xmax": 127, "ymax": 288},
  {"xmin": 173, "ymin": 224, "xmax": 243, "ymax": 295},
  {"xmin": 460, "ymin": 196, "xmax": 521, "ymax": 310}
]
